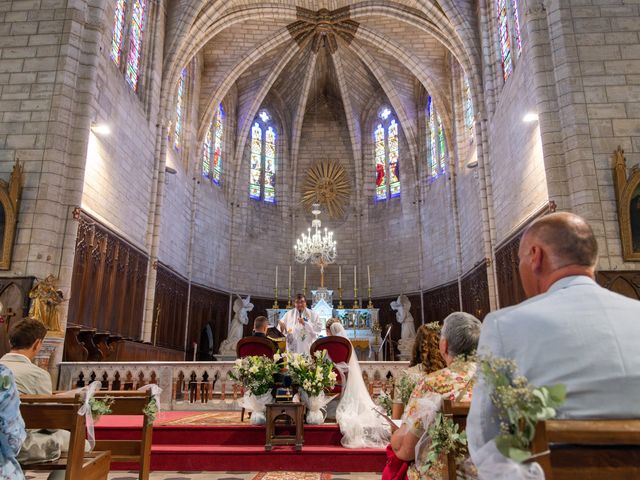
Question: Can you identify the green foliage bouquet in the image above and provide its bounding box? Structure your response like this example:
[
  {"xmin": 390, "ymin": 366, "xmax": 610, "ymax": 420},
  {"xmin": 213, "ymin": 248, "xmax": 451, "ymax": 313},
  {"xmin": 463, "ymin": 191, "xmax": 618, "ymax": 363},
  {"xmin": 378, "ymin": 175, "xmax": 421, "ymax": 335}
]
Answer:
[
  {"xmin": 422, "ymin": 413, "xmax": 468, "ymax": 478},
  {"xmin": 285, "ymin": 350, "xmax": 337, "ymax": 396},
  {"xmin": 479, "ymin": 354, "xmax": 566, "ymax": 463},
  {"xmin": 397, "ymin": 373, "xmax": 418, "ymax": 406},
  {"xmin": 229, "ymin": 355, "xmax": 279, "ymax": 396}
]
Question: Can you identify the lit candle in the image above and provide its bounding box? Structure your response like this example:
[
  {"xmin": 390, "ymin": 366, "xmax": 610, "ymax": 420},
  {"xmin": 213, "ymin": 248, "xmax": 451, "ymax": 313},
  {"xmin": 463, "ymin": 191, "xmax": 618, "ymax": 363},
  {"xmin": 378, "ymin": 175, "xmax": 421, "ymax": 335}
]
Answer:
[
  {"xmin": 354, "ymin": 265, "xmax": 357, "ymax": 291},
  {"xmin": 303, "ymin": 265, "xmax": 307, "ymax": 290},
  {"xmin": 275, "ymin": 265, "xmax": 278, "ymax": 290},
  {"xmin": 288, "ymin": 265, "xmax": 292, "ymax": 292},
  {"xmin": 339, "ymin": 266, "xmax": 342, "ymax": 288},
  {"xmin": 367, "ymin": 265, "xmax": 371, "ymax": 289}
]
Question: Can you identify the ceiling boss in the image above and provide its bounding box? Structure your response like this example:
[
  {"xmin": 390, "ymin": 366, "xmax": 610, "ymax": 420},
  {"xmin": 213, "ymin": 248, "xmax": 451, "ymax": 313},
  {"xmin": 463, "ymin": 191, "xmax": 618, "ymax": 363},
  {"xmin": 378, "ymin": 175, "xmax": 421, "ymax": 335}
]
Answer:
[{"xmin": 302, "ymin": 160, "xmax": 350, "ymax": 219}]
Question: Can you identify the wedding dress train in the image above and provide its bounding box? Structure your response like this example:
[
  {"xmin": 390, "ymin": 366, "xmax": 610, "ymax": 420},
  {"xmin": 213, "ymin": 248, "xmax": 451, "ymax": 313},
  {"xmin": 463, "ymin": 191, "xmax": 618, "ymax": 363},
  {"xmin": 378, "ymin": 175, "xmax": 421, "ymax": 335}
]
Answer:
[{"xmin": 330, "ymin": 323, "xmax": 391, "ymax": 448}]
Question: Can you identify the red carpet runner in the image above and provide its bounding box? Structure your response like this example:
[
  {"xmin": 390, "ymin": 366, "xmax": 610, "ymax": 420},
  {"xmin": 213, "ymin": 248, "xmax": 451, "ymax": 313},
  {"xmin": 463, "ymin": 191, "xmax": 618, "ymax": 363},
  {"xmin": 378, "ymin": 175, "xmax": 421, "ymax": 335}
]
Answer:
[{"xmin": 95, "ymin": 412, "xmax": 386, "ymax": 472}]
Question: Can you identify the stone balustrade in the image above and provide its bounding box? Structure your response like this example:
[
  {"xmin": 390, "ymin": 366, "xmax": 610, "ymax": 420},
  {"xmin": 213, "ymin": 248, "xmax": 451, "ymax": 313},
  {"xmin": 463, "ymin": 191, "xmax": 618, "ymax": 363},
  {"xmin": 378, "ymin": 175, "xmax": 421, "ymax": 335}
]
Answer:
[{"xmin": 57, "ymin": 361, "xmax": 409, "ymax": 411}]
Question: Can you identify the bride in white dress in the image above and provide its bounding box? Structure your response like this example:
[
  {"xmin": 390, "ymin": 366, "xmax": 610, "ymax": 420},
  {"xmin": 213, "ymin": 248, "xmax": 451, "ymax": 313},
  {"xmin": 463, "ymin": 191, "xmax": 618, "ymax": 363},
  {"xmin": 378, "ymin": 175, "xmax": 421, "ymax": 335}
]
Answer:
[{"xmin": 329, "ymin": 321, "xmax": 391, "ymax": 448}]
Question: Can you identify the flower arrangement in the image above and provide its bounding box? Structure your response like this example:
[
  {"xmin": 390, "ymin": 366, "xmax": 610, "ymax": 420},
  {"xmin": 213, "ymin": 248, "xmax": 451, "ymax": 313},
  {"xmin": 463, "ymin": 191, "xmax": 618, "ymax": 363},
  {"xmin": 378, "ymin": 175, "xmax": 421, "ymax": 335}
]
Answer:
[
  {"xmin": 396, "ymin": 373, "xmax": 418, "ymax": 406},
  {"xmin": 376, "ymin": 390, "xmax": 393, "ymax": 416},
  {"xmin": 229, "ymin": 355, "xmax": 279, "ymax": 396},
  {"xmin": 143, "ymin": 397, "xmax": 159, "ymax": 422},
  {"xmin": 479, "ymin": 354, "xmax": 566, "ymax": 462},
  {"xmin": 285, "ymin": 350, "xmax": 337, "ymax": 396},
  {"xmin": 89, "ymin": 396, "xmax": 113, "ymax": 420},
  {"xmin": 422, "ymin": 413, "xmax": 468, "ymax": 477}
]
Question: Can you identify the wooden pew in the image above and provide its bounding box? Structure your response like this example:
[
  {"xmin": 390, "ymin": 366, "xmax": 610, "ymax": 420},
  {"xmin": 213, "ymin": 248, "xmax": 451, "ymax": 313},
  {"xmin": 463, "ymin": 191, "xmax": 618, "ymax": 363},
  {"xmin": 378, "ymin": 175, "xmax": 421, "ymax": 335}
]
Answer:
[
  {"xmin": 20, "ymin": 394, "xmax": 111, "ymax": 480},
  {"xmin": 542, "ymin": 419, "xmax": 640, "ymax": 480},
  {"xmin": 441, "ymin": 399, "xmax": 471, "ymax": 480},
  {"xmin": 92, "ymin": 390, "xmax": 155, "ymax": 480}
]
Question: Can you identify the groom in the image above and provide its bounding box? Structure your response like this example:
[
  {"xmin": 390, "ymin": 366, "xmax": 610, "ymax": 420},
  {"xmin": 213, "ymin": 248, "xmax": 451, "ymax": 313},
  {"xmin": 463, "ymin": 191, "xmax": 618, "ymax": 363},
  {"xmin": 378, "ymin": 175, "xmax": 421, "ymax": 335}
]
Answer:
[{"xmin": 279, "ymin": 293, "xmax": 322, "ymax": 354}]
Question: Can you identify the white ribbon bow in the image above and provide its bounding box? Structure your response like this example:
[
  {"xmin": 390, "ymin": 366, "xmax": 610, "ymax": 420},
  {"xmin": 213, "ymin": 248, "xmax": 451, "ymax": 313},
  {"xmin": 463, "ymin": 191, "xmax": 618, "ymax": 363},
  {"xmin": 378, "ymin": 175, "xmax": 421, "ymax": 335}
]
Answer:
[
  {"xmin": 77, "ymin": 381, "xmax": 101, "ymax": 449},
  {"xmin": 138, "ymin": 384, "xmax": 162, "ymax": 413}
]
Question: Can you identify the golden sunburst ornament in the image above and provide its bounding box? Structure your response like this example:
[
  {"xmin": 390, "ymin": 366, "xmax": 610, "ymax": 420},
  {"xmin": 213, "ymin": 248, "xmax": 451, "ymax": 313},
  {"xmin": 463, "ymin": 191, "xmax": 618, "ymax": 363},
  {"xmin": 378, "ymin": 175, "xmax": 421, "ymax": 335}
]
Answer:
[{"xmin": 302, "ymin": 160, "xmax": 350, "ymax": 218}]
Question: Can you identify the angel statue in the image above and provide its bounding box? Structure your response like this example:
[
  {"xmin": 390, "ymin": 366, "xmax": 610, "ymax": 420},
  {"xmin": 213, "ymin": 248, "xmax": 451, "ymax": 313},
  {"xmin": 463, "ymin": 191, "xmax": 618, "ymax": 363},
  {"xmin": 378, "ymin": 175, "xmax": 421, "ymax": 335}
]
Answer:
[
  {"xmin": 29, "ymin": 275, "xmax": 64, "ymax": 333},
  {"xmin": 390, "ymin": 294, "xmax": 416, "ymax": 341},
  {"xmin": 218, "ymin": 295, "xmax": 254, "ymax": 356}
]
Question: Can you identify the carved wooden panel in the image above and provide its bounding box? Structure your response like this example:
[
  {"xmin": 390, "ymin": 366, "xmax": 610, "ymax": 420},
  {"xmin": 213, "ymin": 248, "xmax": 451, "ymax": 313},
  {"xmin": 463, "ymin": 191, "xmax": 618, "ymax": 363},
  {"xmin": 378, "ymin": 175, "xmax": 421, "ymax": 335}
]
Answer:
[
  {"xmin": 461, "ymin": 262, "xmax": 490, "ymax": 321},
  {"xmin": 187, "ymin": 284, "xmax": 230, "ymax": 360},
  {"xmin": 596, "ymin": 271, "xmax": 640, "ymax": 300},
  {"xmin": 112, "ymin": 339, "xmax": 185, "ymax": 361},
  {"xmin": 495, "ymin": 234, "xmax": 526, "ymax": 308},
  {"xmin": 67, "ymin": 211, "xmax": 148, "ymax": 340},
  {"xmin": 423, "ymin": 282, "xmax": 459, "ymax": 324},
  {"xmin": 152, "ymin": 264, "xmax": 188, "ymax": 351}
]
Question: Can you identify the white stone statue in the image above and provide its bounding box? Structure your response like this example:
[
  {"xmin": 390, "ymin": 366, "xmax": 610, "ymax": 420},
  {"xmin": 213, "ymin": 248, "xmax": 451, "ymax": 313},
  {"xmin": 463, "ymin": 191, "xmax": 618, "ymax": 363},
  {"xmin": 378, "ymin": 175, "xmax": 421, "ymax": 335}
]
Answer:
[
  {"xmin": 391, "ymin": 294, "xmax": 416, "ymax": 340},
  {"xmin": 218, "ymin": 295, "xmax": 254, "ymax": 356},
  {"xmin": 391, "ymin": 294, "xmax": 416, "ymax": 361}
]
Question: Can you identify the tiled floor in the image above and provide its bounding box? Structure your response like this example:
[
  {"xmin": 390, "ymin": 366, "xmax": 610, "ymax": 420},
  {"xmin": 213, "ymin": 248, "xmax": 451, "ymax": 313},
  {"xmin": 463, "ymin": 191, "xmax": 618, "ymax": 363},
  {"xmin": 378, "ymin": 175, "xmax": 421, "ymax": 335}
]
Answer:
[{"xmin": 26, "ymin": 471, "xmax": 380, "ymax": 480}]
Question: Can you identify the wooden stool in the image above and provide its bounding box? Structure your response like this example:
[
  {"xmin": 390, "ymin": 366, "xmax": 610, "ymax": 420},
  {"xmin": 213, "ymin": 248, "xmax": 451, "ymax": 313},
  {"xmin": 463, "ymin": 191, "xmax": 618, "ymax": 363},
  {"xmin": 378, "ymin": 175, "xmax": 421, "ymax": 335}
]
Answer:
[{"xmin": 265, "ymin": 402, "xmax": 305, "ymax": 451}]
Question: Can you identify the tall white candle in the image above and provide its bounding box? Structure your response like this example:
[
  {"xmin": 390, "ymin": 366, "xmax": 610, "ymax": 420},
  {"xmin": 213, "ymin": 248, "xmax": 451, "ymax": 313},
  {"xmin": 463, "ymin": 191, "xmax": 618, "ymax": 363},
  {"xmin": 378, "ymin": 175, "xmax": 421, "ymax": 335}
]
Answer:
[
  {"xmin": 354, "ymin": 265, "xmax": 357, "ymax": 291},
  {"xmin": 288, "ymin": 265, "xmax": 292, "ymax": 291},
  {"xmin": 367, "ymin": 265, "xmax": 371, "ymax": 289},
  {"xmin": 339, "ymin": 266, "xmax": 342, "ymax": 288},
  {"xmin": 275, "ymin": 265, "xmax": 278, "ymax": 290},
  {"xmin": 303, "ymin": 265, "xmax": 307, "ymax": 289}
]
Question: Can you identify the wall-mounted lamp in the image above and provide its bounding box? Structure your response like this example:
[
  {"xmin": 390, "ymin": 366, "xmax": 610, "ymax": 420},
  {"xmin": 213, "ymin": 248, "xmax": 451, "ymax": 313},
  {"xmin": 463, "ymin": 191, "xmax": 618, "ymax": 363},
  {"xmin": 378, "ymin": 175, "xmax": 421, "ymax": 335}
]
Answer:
[
  {"xmin": 91, "ymin": 122, "xmax": 111, "ymax": 135},
  {"xmin": 466, "ymin": 159, "xmax": 478, "ymax": 169},
  {"xmin": 522, "ymin": 112, "xmax": 539, "ymax": 123},
  {"xmin": 165, "ymin": 166, "xmax": 177, "ymax": 175}
]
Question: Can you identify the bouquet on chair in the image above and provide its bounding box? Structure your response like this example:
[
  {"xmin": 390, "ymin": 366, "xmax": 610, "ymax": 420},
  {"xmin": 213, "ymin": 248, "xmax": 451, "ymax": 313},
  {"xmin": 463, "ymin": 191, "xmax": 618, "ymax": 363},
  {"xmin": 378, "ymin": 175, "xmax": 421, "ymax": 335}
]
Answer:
[
  {"xmin": 230, "ymin": 355, "xmax": 280, "ymax": 424},
  {"xmin": 285, "ymin": 350, "xmax": 338, "ymax": 424}
]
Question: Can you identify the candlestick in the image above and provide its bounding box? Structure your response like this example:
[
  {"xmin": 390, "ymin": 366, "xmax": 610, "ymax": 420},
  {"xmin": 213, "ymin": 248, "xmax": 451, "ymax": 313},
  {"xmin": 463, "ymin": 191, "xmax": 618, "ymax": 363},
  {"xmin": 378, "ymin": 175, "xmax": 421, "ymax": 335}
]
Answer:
[
  {"xmin": 339, "ymin": 265, "xmax": 342, "ymax": 288},
  {"xmin": 338, "ymin": 287, "xmax": 344, "ymax": 309},
  {"xmin": 272, "ymin": 287, "xmax": 279, "ymax": 309},
  {"xmin": 286, "ymin": 287, "xmax": 292, "ymax": 309},
  {"xmin": 367, "ymin": 265, "xmax": 371, "ymax": 289},
  {"xmin": 275, "ymin": 265, "xmax": 278, "ymax": 291},
  {"xmin": 367, "ymin": 287, "xmax": 374, "ymax": 309},
  {"xmin": 303, "ymin": 265, "xmax": 307, "ymax": 290},
  {"xmin": 353, "ymin": 286, "xmax": 360, "ymax": 309},
  {"xmin": 288, "ymin": 265, "xmax": 292, "ymax": 292},
  {"xmin": 354, "ymin": 265, "xmax": 357, "ymax": 292}
]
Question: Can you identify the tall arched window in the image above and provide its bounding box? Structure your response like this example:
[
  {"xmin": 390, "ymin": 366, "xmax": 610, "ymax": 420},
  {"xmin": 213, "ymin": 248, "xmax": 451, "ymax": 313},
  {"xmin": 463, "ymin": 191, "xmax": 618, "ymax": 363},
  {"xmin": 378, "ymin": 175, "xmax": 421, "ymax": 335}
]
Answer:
[
  {"xmin": 496, "ymin": 0, "xmax": 522, "ymax": 82},
  {"xmin": 463, "ymin": 76, "xmax": 474, "ymax": 139},
  {"xmin": 110, "ymin": 0, "xmax": 149, "ymax": 92},
  {"xmin": 173, "ymin": 68, "xmax": 186, "ymax": 149},
  {"xmin": 202, "ymin": 103, "xmax": 224, "ymax": 184},
  {"xmin": 249, "ymin": 110, "xmax": 276, "ymax": 203},
  {"xmin": 427, "ymin": 96, "xmax": 447, "ymax": 179},
  {"xmin": 374, "ymin": 107, "xmax": 401, "ymax": 201}
]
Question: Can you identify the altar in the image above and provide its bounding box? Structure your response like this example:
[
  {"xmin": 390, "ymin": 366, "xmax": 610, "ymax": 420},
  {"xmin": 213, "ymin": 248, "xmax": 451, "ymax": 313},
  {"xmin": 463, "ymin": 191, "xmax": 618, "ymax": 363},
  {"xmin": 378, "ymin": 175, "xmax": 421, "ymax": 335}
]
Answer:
[{"xmin": 267, "ymin": 288, "xmax": 381, "ymax": 360}]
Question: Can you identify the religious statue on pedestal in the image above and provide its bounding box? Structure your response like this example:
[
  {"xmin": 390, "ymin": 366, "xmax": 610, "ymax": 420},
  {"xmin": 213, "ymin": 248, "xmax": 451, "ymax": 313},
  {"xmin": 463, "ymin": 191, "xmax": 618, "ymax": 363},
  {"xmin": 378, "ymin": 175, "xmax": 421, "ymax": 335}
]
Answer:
[
  {"xmin": 391, "ymin": 294, "xmax": 416, "ymax": 360},
  {"xmin": 218, "ymin": 295, "xmax": 254, "ymax": 356},
  {"xmin": 28, "ymin": 275, "xmax": 63, "ymax": 334}
]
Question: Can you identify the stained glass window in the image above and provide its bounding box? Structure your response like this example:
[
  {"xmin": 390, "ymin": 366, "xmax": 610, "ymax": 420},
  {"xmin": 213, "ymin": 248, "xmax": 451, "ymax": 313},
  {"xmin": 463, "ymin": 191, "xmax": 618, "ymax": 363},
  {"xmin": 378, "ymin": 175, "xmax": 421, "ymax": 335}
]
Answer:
[
  {"xmin": 202, "ymin": 123, "xmax": 212, "ymax": 177},
  {"xmin": 497, "ymin": 0, "xmax": 513, "ymax": 82},
  {"xmin": 427, "ymin": 96, "xmax": 447, "ymax": 179},
  {"xmin": 264, "ymin": 127, "xmax": 276, "ymax": 203},
  {"xmin": 249, "ymin": 110, "xmax": 277, "ymax": 202},
  {"xmin": 374, "ymin": 107, "xmax": 401, "ymax": 201},
  {"xmin": 374, "ymin": 124, "xmax": 387, "ymax": 201},
  {"xmin": 249, "ymin": 122, "xmax": 262, "ymax": 200},
  {"xmin": 110, "ymin": 0, "xmax": 126, "ymax": 66},
  {"xmin": 174, "ymin": 68, "xmax": 186, "ymax": 149},
  {"xmin": 512, "ymin": 0, "xmax": 522, "ymax": 55},
  {"xmin": 388, "ymin": 120, "xmax": 400, "ymax": 198},
  {"xmin": 212, "ymin": 104, "xmax": 224, "ymax": 184},
  {"xmin": 125, "ymin": 0, "xmax": 147, "ymax": 91},
  {"xmin": 463, "ymin": 76, "xmax": 474, "ymax": 139}
]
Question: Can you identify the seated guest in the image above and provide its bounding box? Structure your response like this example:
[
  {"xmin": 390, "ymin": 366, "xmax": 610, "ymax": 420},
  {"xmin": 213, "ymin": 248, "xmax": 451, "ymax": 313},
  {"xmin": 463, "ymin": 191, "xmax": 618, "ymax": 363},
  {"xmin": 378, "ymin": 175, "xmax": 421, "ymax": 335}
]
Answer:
[
  {"xmin": 252, "ymin": 316, "xmax": 279, "ymax": 352},
  {"xmin": 0, "ymin": 365, "xmax": 26, "ymax": 479},
  {"xmin": 0, "ymin": 318, "xmax": 78, "ymax": 467},
  {"xmin": 406, "ymin": 322, "xmax": 446, "ymax": 378},
  {"xmin": 468, "ymin": 212, "xmax": 640, "ymax": 469},
  {"xmin": 386, "ymin": 312, "xmax": 481, "ymax": 480}
]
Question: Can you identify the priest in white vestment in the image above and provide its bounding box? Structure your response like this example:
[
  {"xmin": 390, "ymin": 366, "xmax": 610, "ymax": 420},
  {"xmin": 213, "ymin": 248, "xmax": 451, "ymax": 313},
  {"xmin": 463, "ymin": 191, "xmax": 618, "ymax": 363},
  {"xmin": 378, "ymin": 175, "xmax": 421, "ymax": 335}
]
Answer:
[{"xmin": 279, "ymin": 293, "xmax": 322, "ymax": 354}]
